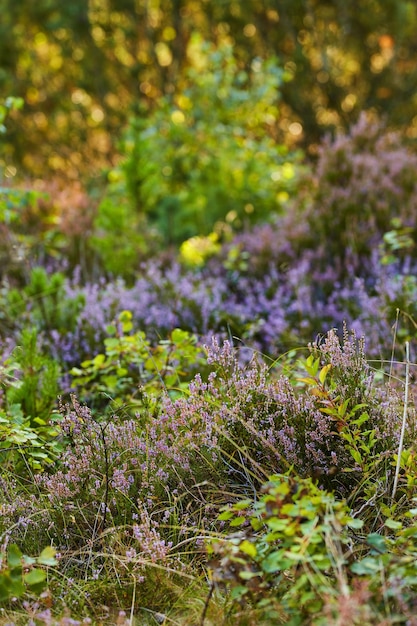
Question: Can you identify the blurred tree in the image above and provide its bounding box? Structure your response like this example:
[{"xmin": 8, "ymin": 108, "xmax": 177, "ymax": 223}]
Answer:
[
  {"xmin": 121, "ymin": 36, "xmax": 302, "ymax": 243},
  {"xmin": 0, "ymin": 0, "xmax": 416, "ymax": 179}
]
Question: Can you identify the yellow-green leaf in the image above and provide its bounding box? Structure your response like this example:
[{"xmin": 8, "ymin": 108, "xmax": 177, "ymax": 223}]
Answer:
[{"xmin": 239, "ymin": 540, "xmax": 257, "ymax": 558}]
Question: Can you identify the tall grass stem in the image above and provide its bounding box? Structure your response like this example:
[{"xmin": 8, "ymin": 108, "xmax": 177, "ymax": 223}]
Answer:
[{"xmin": 392, "ymin": 341, "xmax": 410, "ymax": 502}]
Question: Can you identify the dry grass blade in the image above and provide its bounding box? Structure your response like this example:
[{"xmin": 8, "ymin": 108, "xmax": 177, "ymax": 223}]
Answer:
[{"xmin": 392, "ymin": 340, "xmax": 410, "ymax": 502}]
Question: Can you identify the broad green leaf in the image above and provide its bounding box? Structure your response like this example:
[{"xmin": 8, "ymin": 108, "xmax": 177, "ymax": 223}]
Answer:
[
  {"xmin": 347, "ymin": 518, "xmax": 364, "ymax": 530},
  {"xmin": 7, "ymin": 544, "xmax": 22, "ymax": 569},
  {"xmin": 0, "ymin": 574, "xmax": 12, "ymax": 602},
  {"xmin": 239, "ymin": 540, "xmax": 257, "ymax": 558},
  {"xmin": 351, "ymin": 556, "xmax": 381, "ymax": 575},
  {"xmin": 233, "ymin": 499, "xmax": 252, "ymax": 511},
  {"xmin": 230, "ymin": 585, "xmax": 248, "ymax": 600},
  {"xmin": 384, "ymin": 518, "xmax": 402, "ymax": 530},
  {"xmin": 38, "ymin": 546, "xmax": 57, "ymax": 566},
  {"xmin": 366, "ymin": 533, "xmax": 387, "ymax": 553},
  {"xmin": 218, "ymin": 510, "xmax": 233, "ymax": 521},
  {"xmin": 93, "ymin": 353, "xmax": 106, "ymax": 366},
  {"xmin": 24, "ymin": 568, "xmax": 46, "ymax": 586},
  {"xmin": 262, "ymin": 550, "xmax": 292, "ymax": 573},
  {"xmin": 119, "ymin": 310, "xmax": 132, "ymax": 323}
]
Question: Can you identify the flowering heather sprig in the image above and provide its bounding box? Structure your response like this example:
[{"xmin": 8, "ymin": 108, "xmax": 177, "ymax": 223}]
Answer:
[
  {"xmin": 299, "ymin": 112, "xmax": 417, "ymax": 275},
  {"xmin": 131, "ymin": 508, "xmax": 173, "ymax": 563}
]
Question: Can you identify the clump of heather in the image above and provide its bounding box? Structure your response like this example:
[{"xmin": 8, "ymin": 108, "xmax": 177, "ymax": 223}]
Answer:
[
  {"xmin": 298, "ymin": 112, "xmax": 417, "ymax": 276},
  {"xmin": 138, "ymin": 330, "xmax": 401, "ymax": 500}
]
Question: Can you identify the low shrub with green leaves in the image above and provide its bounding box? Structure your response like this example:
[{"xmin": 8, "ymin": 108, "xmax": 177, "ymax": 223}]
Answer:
[
  {"xmin": 70, "ymin": 310, "xmax": 206, "ymax": 413},
  {"xmin": 0, "ymin": 543, "xmax": 56, "ymax": 607},
  {"xmin": 208, "ymin": 473, "xmax": 417, "ymax": 625},
  {"xmin": 0, "ymin": 327, "xmax": 60, "ymax": 470}
]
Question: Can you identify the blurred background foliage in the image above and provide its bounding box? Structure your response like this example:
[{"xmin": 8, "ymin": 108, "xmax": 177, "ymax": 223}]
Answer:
[
  {"xmin": 1, "ymin": 0, "xmax": 417, "ymax": 181},
  {"xmin": 1, "ymin": 0, "xmax": 417, "ymax": 260}
]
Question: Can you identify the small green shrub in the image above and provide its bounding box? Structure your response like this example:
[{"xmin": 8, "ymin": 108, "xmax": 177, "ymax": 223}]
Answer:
[
  {"xmin": 70, "ymin": 310, "xmax": 206, "ymax": 413},
  {"xmin": 2, "ymin": 266, "xmax": 85, "ymax": 337},
  {"xmin": 0, "ymin": 328, "xmax": 61, "ymax": 469},
  {"xmin": 209, "ymin": 473, "xmax": 417, "ymax": 624},
  {"xmin": 90, "ymin": 181, "xmax": 154, "ymax": 279},
  {"xmin": 209, "ymin": 473, "xmax": 355, "ymax": 621},
  {"xmin": 0, "ymin": 543, "xmax": 56, "ymax": 604}
]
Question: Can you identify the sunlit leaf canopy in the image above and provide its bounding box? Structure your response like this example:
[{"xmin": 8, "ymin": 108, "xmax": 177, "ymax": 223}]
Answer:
[{"xmin": 1, "ymin": 0, "xmax": 417, "ymax": 180}]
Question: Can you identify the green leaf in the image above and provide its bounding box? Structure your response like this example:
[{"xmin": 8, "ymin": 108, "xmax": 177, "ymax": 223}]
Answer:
[
  {"xmin": 7, "ymin": 544, "xmax": 22, "ymax": 569},
  {"xmin": 119, "ymin": 310, "xmax": 132, "ymax": 323},
  {"xmin": 233, "ymin": 499, "xmax": 252, "ymax": 511},
  {"xmin": 297, "ymin": 376, "xmax": 317, "ymax": 386},
  {"xmin": 239, "ymin": 540, "xmax": 257, "ymax": 558},
  {"xmin": 349, "ymin": 448, "xmax": 363, "ymax": 465},
  {"xmin": 37, "ymin": 545, "xmax": 57, "ymax": 566},
  {"xmin": 338, "ymin": 398, "xmax": 350, "ymax": 418},
  {"xmin": 384, "ymin": 518, "xmax": 403, "ymax": 530},
  {"xmin": 265, "ymin": 518, "xmax": 289, "ymax": 532},
  {"xmin": 262, "ymin": 550, "xmax": 292, "ymax": 573},
  {"xmin": 351, "ymin": 556, "xmax": 382, "ymax": 575},
  {"xmin": 0, "ymin": 574, "xmax": 12, "ymax": 602},
  {"xmin": 171, "ymin": 328, "xmax": 190, "ymax": 344},
  {"xmin": 230, "ymin": 585, "xmax": 249, "ymax": 600},
  {"xmin": 366, "ymin": 533, "xmax": 387, "ymax": 553},
  {"xmin": 93, "ymin": 353, "xmax": 106, "ymax": 367},
  {"xmin": 347, "ymin": 518, "xmax": 364, "ymax": 530},
  {"xmin": 352, "ymin": 411, "xmax": 369, "ymax": 427},
  {"xmin": 319, "ymin": 364, "xmax": 331, "ymax": 384},
  {"xmin": 218, "ymin": 510, "xmax": 233, "ymax": 521},
  {"xmin": 229, "ymin": 516, "xmax": 246, "ymax": 527},
  {"xmin": 24, "ymin": 568, "xmax": 46, "ymax": 586}
]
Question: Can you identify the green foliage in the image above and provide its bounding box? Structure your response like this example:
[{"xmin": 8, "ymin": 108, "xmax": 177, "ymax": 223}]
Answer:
[
  {"xmin": 70, "ymin": 310, "xmax": 205, "ymax": 412},
  {"xmin": 2, "ymin": 266, "xmax": 85, "ymax": 334},
  {"xmin": 298, "ymin": 354, "xmax": 378, "ymax": 475},
  {"xmin": 0, "ymin": 186, "xmax": 49, "ymax": 284},
  {"xmin": 0, "ymin": 185, "xmax": 40, "ymax": 225},
  {"xmin": 5, "ymin": 328, "xmax": 59, "ymax": 423},
  {"xmin": 2, "ymin": 1, "xmax": 417, "ymax": 180},
  {"xmin": 121, "ymin": 36, "xmax": 301, "ymax": 244},
  {"xmin": 0, "ymin": 543, "xmax": 56, "ymax": 604},
  {"xmin": 179, "ymin": 232, "xmax": 221, "ymax": 268},
  {"xmin": 210, "ymin": 474, "xmax": 417, "ymax": 624},
  {"xmin": 90, "ymin": 181, "xmax": 153, "ymax": 279},
  {"xmin": 209, "ymin": 474, "xmax": 354, "ymax": 620},
  {"xmin": 380, "ymin": 218, "xmax": 415, "ymax": 266},
  {"xmin": 0, "ymin": 96, "xmax": 23, "ymax": 137},
  {"xmin": 0, "ymin": 328, "xmax": 60, "ymax": 468}
]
